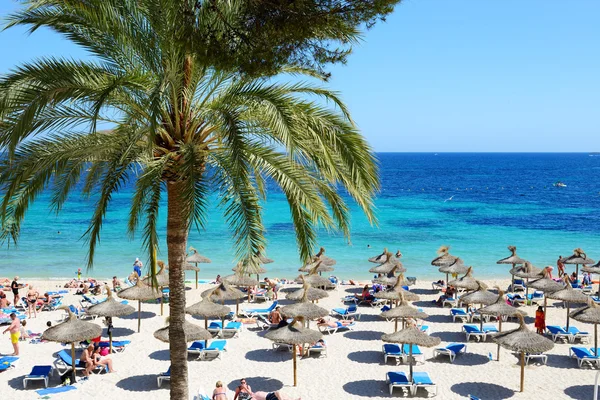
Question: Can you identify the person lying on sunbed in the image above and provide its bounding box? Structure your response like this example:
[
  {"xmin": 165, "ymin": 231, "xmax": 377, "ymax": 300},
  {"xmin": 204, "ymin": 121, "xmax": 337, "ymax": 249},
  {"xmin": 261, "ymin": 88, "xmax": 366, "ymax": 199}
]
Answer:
[{"xmin": 316, "ymin": 317, "xmax": 355, "ymax": 328}]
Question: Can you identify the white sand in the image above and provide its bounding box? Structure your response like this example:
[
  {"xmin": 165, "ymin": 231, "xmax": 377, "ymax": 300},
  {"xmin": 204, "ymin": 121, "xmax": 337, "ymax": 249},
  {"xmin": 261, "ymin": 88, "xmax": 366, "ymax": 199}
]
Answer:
[{"xmin": 0, "ymin": 277, "xmax": 596, "ymax": 399}]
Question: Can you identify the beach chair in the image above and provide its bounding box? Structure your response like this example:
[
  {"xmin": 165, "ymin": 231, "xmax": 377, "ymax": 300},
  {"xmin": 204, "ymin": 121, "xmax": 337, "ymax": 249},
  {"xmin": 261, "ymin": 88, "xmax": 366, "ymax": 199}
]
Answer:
[
  {"xmin": 342, "ymin": 295, "xmax": 358, "ymax": 304},
  {"xmin": 272, "ymin": 342, "xmax": 293, "ymax": 352},
  {"xmin": 432, "ymin": 281, "xmax": 445, "ymax": 290},
  {"xmin": 450, "ymin": 308, "xmax": 469, "ymax": 322},
  {"xmin": 433, "ymin": 343, "xmax": 466, "ymax": 363},
  {"xmin": 526, "ymin": 291, "xmax": 545, "ymax": 306},
  {"xmin": 239, "ymin": 301, "xmax": 278, "ymax": 317},
  {"xmin": 23, "ymin": 365, "xmax": 52, "ymax": 388},
  {"xmin": 420, "ymin": 325, "xmax": 431, "ymax": 335},
  {"xmin": 253, "ymin": 289, "xmax": 271, "ymax": 302},
  {"xmin": 525, "ymin": 352, "xmax": 548, "ymax": 365},
  {"xmin": 367, "ymin": 297, "xmax": 387, "ymax": 307},
  {"xmin": 382, "ymin": 344, "xmax": 404, "ymax": 364},
  {"xmin": 510, "ymin": 279, "xmax": 526, "ymax": 292},
  {"xmin": 568, "ymin": 326, "xmax": 590, "ymax": 343},
  {"xmin": 462, "ymin": 325, "xmax": 487, "ymax": 342},
  {"xmin": 569, "ymin": 347, "xmax": 600, "ymax": 368},
  {"xmin": 402, "ymin": 344, "xmax": 425, "ymax": 364},
  {"xmin": 546, "ymin": 325, "xmax": 573, "ymax": 342},
  {"xmin": 330, "ymin": 305, "xmax": 360, "ymax": 320},
  {"xmin": 0, "ymin": 356, "xmax": 19, "ymax": 371},
  {"xmin": 307, "ymin": 341, "xmax": 327, "ymax": 358},
  {"xmin": 411, "ymin": 371, "xmax": 437, "ymax": 397},
  {"xmin": 386, "ymin": 371, "xmax": 413, "ymax": 396},
  {"xmin": 506, "ymin": 293, "xmax": 526, "ymax": 306},
  {"xmin": 442, "ymin": 297, "xmax": 458, "ymax": 308},
  {"xmin": 98, "ymin": 340, "xmax": 131, "ymax": 353},
  {"xmin": 82, "ymin": 294, "xmax": 103, "ymax": 306},
  {"xmin": 157, "ymin": 367, "xmax": 171, "ymax": 387},
  {"xmin": 482, "ymin": 324, "xmax": 498, "ymax": 334},
  {"xmin": 54, "ymin": 350, "xmax": 106, "ymax": 375},
  {"xmin": 69, "ymin": 304, "xmax": 94, "ymax": 320},
  {"xmin": 318, "ymin": 321, "xmax": 356, "ymax": 334}
]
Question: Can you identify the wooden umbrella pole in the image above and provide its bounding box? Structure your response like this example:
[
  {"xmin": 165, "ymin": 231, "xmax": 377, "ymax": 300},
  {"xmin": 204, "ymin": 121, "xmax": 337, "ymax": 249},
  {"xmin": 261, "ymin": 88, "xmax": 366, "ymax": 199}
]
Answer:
[
  {"xmin": 70, "ymin": 342, "xmax": 77, "ymax": 383},
  {"xmin": 205, "ymin": 318, "xmax": 208, "ymax": 347},
  {"xmin": 409, "ymin": 346, "xmax": 414, "ymax": 382},
  {"xmin": 293, "ymin": 344, "xmax": 297, "ymax": 386},
  {"xmin": 520, "ymin": 351, "xmax": 525, "ymax": 392},
  {"xmin": 595, "ymin": 324, "xmax": 598, "ymax": 356},
  {"xmin": 497, "ymin": 318, "xmax": 502, "ymax": 361},
  {"xmin": 511, "ymin": 263, "xmax": 515, "ymax": 293},
  {"xmin": 543, "ymin": 297, "xmax": 547, "ymax": 326},
  {"xmin": 109, "ymin": 330, "xmax": 113, "ymax": 354},
  {"xmin": 160, "ymin": 291, "xmax": 164, "ymax": 316},
  {"xmin": 137, "ymin": 300, "xmax": 141, "ymax": 333},
  {"xmin": 195, "ymin": 270, "xmax": 198, "ymax": 290},
  {"xmin": 566, "ymin": 302, "xmax": 570, "ymax": 330}
]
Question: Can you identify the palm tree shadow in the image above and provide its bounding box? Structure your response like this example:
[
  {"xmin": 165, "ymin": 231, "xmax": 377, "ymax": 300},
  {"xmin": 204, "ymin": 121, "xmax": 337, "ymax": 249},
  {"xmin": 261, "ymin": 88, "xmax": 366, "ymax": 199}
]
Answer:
[
  {"xmin": 451, "ymin": 382, "xmax": 515, "ymax": 399},
  {"xmin": 116, "ymin": 374, "xmax": 165, "ymax": 391},
  {"xmin": 343, "ymin": 379, "xmax": 396, "ymax": 397},
  {"xmin": 227, "ymin": 376, "xmax": 283, "ymax": 392},
  {"xmin": 148, "ymin": 349, "xmax": 171, "ymax": 361},
  {"xmin": 347, "ymin": 350, "xmax": 383, "ymax": 364},
  {"xmin": 564, "ymin": 385, "xmax": 594, "ymax": 399}
]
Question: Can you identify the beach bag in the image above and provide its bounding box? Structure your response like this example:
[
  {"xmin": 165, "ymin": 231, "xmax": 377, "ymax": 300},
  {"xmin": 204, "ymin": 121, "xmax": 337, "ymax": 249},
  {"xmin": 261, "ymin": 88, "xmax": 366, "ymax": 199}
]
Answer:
[{"xmin": 60, "ymin": 369, "xmax": 73, "ymax": 385}]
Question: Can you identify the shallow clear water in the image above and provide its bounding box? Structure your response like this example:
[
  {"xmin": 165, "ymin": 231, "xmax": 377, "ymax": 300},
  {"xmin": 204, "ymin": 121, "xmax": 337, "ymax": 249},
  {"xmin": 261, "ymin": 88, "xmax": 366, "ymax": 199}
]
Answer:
[{"xmin": 2, "ymin": 153, "xmax": 599, "ymax": 281}]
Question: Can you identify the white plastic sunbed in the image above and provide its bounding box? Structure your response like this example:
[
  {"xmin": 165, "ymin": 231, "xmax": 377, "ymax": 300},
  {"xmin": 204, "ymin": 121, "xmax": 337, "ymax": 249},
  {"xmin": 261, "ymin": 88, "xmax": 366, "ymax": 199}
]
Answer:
[
  {"xmin": 386, "ymin": 371, "xmax": 412, "ymax": 396},
  {"xmin": 433, "ymin": 343, "xmax": 467, "ymax": 363},
  {"xmin": 23, "ymin": 365, "xmax": 53, "ymax": 388},
  {"xmin": 318, "ymin": 321, "xmax": 356, "ymax": 334}
]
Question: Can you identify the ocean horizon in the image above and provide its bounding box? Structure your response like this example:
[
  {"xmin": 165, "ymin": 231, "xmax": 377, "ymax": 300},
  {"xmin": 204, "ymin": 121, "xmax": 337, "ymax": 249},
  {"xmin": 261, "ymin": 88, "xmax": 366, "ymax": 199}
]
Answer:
[{"xmin": 2, "ymin": 152, "xmax": 599, "ymax": 281}]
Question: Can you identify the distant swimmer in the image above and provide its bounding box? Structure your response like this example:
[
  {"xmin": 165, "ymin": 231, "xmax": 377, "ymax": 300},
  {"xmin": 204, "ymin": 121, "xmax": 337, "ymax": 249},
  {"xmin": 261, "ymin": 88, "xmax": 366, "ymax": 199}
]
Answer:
[
  {"xmin": 444, "ymin": 195, "xmax": 455, "ymax": 203},
  {"xmin": 367, "ymin": 244, "xmax": 371, "ymax": 248}
]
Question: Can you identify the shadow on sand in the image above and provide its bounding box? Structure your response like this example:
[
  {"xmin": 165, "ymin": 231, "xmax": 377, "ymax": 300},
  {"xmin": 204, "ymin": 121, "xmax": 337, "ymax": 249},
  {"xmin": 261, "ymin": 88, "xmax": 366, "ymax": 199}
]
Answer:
[
  {"xmin": 347, "ymin": 350, "xmax": 383, "ymax": 365},
  {"xmin": 116, "ymin": 374, "xmax": 165, "ymax": 392},
  {"xmin": 450, "ymin": 382, "xmax": 514, "ymax": 399},
  {"xmin": 343, "ymin": 379, "xmax": 390, "ymax": 398},
  {"xmin": 148, "ymin": 349, "xmax": 171, "ymax": 361},
  {"xmin": 564, "ymin": 384, "xmax": 595, "ymax": 400},
  {"xmin": 430, "ymin": 331, "xmax": 465, "ymax": 343},
  {"xmin": 108, "ymin": 327, "xmax": 136, "ymax": 337},
  {"xmin": 428, "ymin": 351, "xmax": 490, "ymax": 366},
  {"xmin": 121, "ymin": 311, "xmax": 156, "ymax": 320},
  {"xmin": 245, "ymin": 348, "xmax": 290, "ymax": 363},
  {"xmin": 343, "ymin": 330, "xmax": 385, "ymax": 341},
  {"xmin": 227, "ymin": 376, "xmax": 283, "ymax": 392}
]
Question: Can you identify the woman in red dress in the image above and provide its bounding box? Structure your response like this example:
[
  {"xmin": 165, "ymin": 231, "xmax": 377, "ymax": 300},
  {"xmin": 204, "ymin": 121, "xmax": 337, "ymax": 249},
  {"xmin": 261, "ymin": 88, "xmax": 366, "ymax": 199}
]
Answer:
[{"xmin": 535, "ymin": 306, "xmax": 545, "ymax": 334}]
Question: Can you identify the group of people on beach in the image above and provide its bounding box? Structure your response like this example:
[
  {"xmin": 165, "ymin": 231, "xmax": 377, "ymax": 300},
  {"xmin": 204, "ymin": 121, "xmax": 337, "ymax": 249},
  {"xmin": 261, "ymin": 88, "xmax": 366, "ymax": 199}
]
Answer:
[{"xmin": 211, "ymin": 378, "xmax": 300, "ymax": 400}]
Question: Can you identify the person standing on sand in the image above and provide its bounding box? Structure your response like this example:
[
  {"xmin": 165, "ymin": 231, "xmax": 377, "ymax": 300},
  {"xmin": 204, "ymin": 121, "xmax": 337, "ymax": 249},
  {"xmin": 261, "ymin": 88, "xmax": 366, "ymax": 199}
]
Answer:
[
  {"xmin": 26, "ymin": 285, "xmax": 39, "ymax": 318},
  {"xmin": 3, "ymin": 313, "xmax": 21, "ymax": 355},
  {"xmin": 133, "ymin": 258, "xmax": 143, "ymax": 277},
  {"xmin": 11, "ymin": 277, "xmax": 21, "ymax": 307},
  {"xmin": 535, "ymin": 306, "xmax": 545, "ymax": 335},
  {"xmin": 557, "ymin": 256, "xmax": 565, "ymax": 277}
]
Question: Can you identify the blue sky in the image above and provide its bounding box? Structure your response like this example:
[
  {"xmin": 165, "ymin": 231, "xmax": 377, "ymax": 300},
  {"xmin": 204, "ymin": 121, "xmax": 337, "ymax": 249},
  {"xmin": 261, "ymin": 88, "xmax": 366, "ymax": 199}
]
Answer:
[{"xmin": 0, "ymin": 0, "xmax": 598, "ymax": 152}]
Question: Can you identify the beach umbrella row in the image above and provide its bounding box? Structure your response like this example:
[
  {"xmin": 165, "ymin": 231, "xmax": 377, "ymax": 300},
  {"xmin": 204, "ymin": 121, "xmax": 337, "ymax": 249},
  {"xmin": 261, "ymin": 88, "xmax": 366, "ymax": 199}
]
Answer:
[
  {"xmin": 86, "ymin": 287, "xmax": 135, "ymax": 353},
  {"xmin": 479, "ymin": 289, "xmax": 525, "ymax": 361},
  {"xmin": 547, "ymin": 277, "xmax": 589, "ymax": 330}
]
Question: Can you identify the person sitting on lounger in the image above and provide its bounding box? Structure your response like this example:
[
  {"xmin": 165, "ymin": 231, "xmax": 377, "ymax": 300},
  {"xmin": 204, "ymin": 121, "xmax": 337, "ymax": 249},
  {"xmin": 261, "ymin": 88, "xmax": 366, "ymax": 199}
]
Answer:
[
  {"xmin": 0, "ymin": 291, "xmax": 10, "ymax": 308},
  {"xmin": 213, "ymin": 380, "xmax": 228, "ymax": 399},
  {"xmin": 317, "ymin": 317, "xmax": 355, "ymax": 328},
  {"xmin": 39, "ymin": 292, "xmax": 60, "ymax": 311},
  {"xmin": 355, "ymin": 285, "xmax": 373, "ymax": 302},
  {"xmin": 435, "ymin": 285, "xmax": 456, "ymax": 307},
  {"xmin": 112, "ymin": 276, "xmax": 122, "ymax": 292},
  {"xmin": 269, "ymin": 306, "xmax": 282, "ymax": 326},
  {"xmin": 81, "ymin": 344, "xmax": 96, "ymax": 376},
  {"xmin": 233, "ymin": 378, "xmax": 253, "ymax": 400},
  {"xmin": 93, "ymin": 344, "xmax": 115, "ymax": 372}
]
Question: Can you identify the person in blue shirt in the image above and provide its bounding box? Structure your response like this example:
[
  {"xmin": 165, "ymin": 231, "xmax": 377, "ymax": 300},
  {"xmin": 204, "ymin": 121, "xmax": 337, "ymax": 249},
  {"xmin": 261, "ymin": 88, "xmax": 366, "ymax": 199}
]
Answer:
[{"xmin": 133, "ymin": 258, "xmax": 143, "ymax": 277}]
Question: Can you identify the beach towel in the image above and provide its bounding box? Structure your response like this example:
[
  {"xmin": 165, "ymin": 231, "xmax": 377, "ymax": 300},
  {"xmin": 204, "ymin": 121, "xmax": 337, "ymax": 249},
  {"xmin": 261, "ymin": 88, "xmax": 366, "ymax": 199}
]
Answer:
[{"xmin": 36, "ymin": 385, "xmax": 77, "ymax": 396}]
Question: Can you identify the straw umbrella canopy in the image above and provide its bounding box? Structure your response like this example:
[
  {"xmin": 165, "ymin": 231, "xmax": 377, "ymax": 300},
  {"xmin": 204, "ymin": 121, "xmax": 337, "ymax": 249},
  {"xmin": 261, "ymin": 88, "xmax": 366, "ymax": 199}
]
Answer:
[
  {"xmin": 186, "ymin": 247, "xmax": 212, "ymax": 289},
  {"xmin": 264, "ymin": 318, "xmax": 322, "ymax": 386},
  {"xmin": 144, "ymin": 260, "xmax": 170, "ymax": 287},
  {"xmin": 382, "ymin": 328, "xmax": 441, "ymax": 381},
  {"xmin": 87, "ymin": 287, "xmax": 135, "ymax": 353},
  {"xmin": 528, "ymin": 268, "xmax": 564, "ymax": 323},
  {"xmin": 374, "ymin": 271, "xmax": 412, "ymax": 287},
  {"xmin": 232, "ymin": 263, "xmax": 267, "ymax": 275},
  {"xmin": 438, "ymin": 261, "xmax": 468, "ymax": 285},
  {"xmin": 298, "ymin": 259, "xmax": 335, "ymax": 273},
  {"xmin": 369, "ymin": 252, "xmax": 405, "ymax": 274},
  {"xmin": 118, "ymin": 278, "xmax": 161, "ymax": 332},
  {"xmin": 375, "ymin": 277, "xmax": 420, "ymax": 302},
  {"xmin": 258, "ymin": 253, "xmax": 274, "ymax": 264},
  {"xmin": 492, "ymin": 314, "xmax": 554, "ymax": 392},
  {"xmin": 509, "ymin": 261, "xmax": 544, "ymax": 299},
  {"xmin": 583, "ymin": 262, "xmax": 600, "ymax": 296},
  {"xmin": 281, "ymin": 300, "xmax": 328, "ymax": 321},
  {"xmin": 43, "ymin": 307, "xmax": 102, "ymax": 383},
  {"xmin": 497, "ymin": 246, "xmax": 527, "ymax": 292},
  {"xmin": 369, "ymin": 248, "xmax": 392, "ymax": 263},
  {"xmin": 570, "ymin": 299, "xmax": 600, "ymax": 355},
  {"xmin": 561, "ymin": 248, "xmax": 595, "ymax": 278},
  {"xmin": 448, "ymin": 267, "xmax": 479, "ymax": 291},
  {"xmin": 201, "ymin": 282, "xmax": 245, "ymax": 315},
  {"xmin": 311, "ymin": 247, "xmax": 336, "ymax": 267},
  {"xmin": 459, "ymin": 281, "xmax": 497, "ymax": 330},
  {"xmin": 224, "ymin": 273, "xmax": 259, "ymax": 303},
  {"xmin": 479, "ymin": 289, "xmax": 526, "ymax": 361},
  {"xmin": 154, "ymin": 320, "xmax": 212, "ymax": 343},
  {"xmin": 286, "ymin": 286, "xmax": 328, "ymax": 302},
  {"xmin": 431, "ymin": 245, "xmax": 460, "ymax": 267},
  {"xmin": 547, "ymin": 277, "xmax": 589, "ymax": 329},
  {"xmin": 380, "ymin": 292, "xmax": 428, "ymax": 332}
]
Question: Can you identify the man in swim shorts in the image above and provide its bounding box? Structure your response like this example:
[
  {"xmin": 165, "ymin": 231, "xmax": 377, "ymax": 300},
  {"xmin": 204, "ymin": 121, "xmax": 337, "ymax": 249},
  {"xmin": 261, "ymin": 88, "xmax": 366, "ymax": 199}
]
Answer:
[{"xmin": 3, "ymin": 313, "xmax": 21, "ymax": 355}]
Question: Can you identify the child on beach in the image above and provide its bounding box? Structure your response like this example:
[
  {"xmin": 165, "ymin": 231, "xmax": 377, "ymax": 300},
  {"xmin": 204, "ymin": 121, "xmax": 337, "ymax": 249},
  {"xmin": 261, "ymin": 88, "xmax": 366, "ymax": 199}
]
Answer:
[{"xmin": 19, "ymin": 319, "xmax": 30, "ymax": 341}]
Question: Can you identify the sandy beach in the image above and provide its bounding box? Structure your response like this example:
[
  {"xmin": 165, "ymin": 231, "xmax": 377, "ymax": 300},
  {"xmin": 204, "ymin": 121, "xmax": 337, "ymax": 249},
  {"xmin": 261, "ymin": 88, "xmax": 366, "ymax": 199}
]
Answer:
[{"xmin": 0, "ymin": 277, "xmax": 595, "ymax": 400}]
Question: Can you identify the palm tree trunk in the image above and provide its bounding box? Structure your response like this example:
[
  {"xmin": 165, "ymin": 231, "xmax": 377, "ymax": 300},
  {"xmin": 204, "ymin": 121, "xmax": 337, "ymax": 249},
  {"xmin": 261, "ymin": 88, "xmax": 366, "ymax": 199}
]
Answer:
[{"xmin": 167, "ymin": 181, "xmax": 189, "ymax": 400}]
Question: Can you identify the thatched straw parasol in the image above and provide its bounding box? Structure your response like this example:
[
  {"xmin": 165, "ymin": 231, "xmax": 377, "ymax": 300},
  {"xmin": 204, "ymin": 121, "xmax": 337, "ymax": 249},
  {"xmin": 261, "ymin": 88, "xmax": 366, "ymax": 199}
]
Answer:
[
  {"xmin": 369, "ymin": 248, "xmax": 392, "ymax": 263},
  {"xmin": 369, "ymin": 252, "xmax": 405, "ymax": 274},
  {"xmin": 224, "ymin": 273, "xmax": 259, "ymax": 303},
  {"xmin": 438, "ymin": 261, "xmax": 468, "ymax": 285},
  {"xmin": 448, "ymin": 267, "xmax": 480, "ymax": 291},
  {"xmin": 264, "ymin": 318, "xmax": 322, "ymax": 386},
  {"xmin": 375, "ymin": 276, "xmax": 420, "ymax": 302},
  {"xmin": 298, "ymin": 262, "xmax": 335, "ymax": 288},
  {"xmin": 571, "ymin": 299, "xmax": 600, "ymax": 355},
  {"xmin": 258, "ymin": 253, "xmax": 274, "ymax": 264},
  {"xmin": 143, "ymin": 260, "xmax": 169, "ymax": 315},
  {"xmin": 380, "ymin": 292, "xmax": 428, "ymax": 332},
  {"xmin": 202, "ymin": 282, "xmax": 245, "ymax": 315},
  {"xmin": 43, "ymin": 307, "xmax": 102, "ymax": 383},
  {"xmin": 281, "ymin": 301, "xmax": 328, "ymax": 321},
  {"xmin": 528, "ymin": 268, "xmax": 563, "ymax": 324},
  {"xmin": 87, "ymin": 287, "xmax": 135, "ymax": 353},
  {"xmin": 373, "ymin": 269, "xmax": 413, "ymax": 286},
  {"xmin": 118, "ymin": 278, "xmax": 161, "ymax": 332},
  {"xmin": 431, "ymin": 246, "xmax": 460, "ymax": 267},
  {"xmin": 311, "ymin": 247, "xmax": 336, "ymax": 267},
  {"xmin": 459, "ymin": 281, "xmax": 497, "ymax": 330},
  {"xmin": 492, "ymin": 314, "xmax": 554, "ymax": 392},
  {"xmin": 286, "ymin": 286, "xmax": 328, "ymax": 302},
  {"xmin": 508, "ymin": 261, "xmax": 544, "ymax": 299},
  {"xmin": 497, "ymin": 246, "xmax": 527, "ymax": 292},
  {"xmin": 153, "ymin": 320, "xmax": 212, "ymax": 343},
  {"xmin": 187, "ymin": 246, "xmax": 211, "ymax": 289},
  {"xmin": 298, "ymin": 260, "xmax": 335, "ymax": 273},
  {"xmin": 561, "ymin": 248, "xmax": 595, "ymax": 278},
  {"xmin": 186, "ymin": 298, "xmax": 231, "ymax": 346},
  {"xmin": 547, "ymin": 277, "xmax": 589, "ymax": 329},
  {"xmin": 479, "ymin": 289, "xmax": 526, "ymax": 361},
  {"xmin": 382, "ymin": 328, "xmax": 441, "ymax": 381}
]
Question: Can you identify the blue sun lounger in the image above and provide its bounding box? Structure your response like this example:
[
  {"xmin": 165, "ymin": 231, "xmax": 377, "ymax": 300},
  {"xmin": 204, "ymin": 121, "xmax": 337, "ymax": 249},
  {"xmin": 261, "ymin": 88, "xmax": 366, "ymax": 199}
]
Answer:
[
  {"xmin": 188, "ymin": 340, "xmax": 227, "ymax": 361},
  {"xmin": 569, "ymin": 347, "xmax": 600, "ymax": 368},
  {"xmin": 240, "ymin": 301, "xmax": 278, "ymax": 317},
  {"xmin": 23, "ymin": 365, "xmax": 53, "ymax": 388},
  {"xmin": 434, "ymin": 343, "xmax": 467, "ymax": 362},
  {"xmin": 402, "ymin": 344, "xmax": 425, "ymax": 363},
  {"xmin": 411, "ymin": 371, "xmax": 437, "ymax": 396},
  {"xmin": 331, "ymin": 305, "xmax": 360, "ymax": 320},
  {"xmin": 157, "ymin": 367, "xmax": 170, "ymax": 387},
  {"xmin": 208, "ymin": 321, "xmax": 243, "ymax": 338},
  {"xmin": 462, "ymin": 325, "xmax": 487, "ymax": 341},
  {"xmin": 386, "ymin": 371, "xmax": 412, "ymax": 396},
  {"xmin": 450, "ymin": 308, "xmax": 469, "ymax": 322},
  {"xmin": 382, "ymin": 344, "xmax": 404, "ymax": 364},
  {"xmin": 547, "ymin": 325, "xmax": 573, "ymax": 342},
  {"xmin": 567, "ymin": 326, "xmax": 590, "ymax": 343}
]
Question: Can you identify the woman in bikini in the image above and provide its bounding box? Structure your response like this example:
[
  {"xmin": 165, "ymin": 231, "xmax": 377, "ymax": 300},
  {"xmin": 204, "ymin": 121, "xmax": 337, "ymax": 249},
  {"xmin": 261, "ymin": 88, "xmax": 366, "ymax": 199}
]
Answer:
[
  {"xmin": 233, "ymin": 378, "xmax": 253, "ymax": 400},
  {"xmin": 26, "ymin": 286, "xmax": 39, "ymax": 318},
  {"xmin": 213, "ymin": 380, "xmax": 228, "ymax": 399}
]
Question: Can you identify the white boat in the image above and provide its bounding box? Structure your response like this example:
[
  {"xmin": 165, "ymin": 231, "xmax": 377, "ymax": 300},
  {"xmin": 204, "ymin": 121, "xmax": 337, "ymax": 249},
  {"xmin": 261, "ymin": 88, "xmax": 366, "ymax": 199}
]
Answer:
[{"xmin": 553, "ymin": 181, "xmax": 567, "ymax": 188}]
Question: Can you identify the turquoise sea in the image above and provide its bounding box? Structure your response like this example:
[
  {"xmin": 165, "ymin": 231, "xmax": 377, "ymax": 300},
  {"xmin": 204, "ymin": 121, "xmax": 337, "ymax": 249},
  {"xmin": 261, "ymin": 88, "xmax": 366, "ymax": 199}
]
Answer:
[{"xmin": 1, "ymin": 153, "xmax": 599, "ymax": 281}]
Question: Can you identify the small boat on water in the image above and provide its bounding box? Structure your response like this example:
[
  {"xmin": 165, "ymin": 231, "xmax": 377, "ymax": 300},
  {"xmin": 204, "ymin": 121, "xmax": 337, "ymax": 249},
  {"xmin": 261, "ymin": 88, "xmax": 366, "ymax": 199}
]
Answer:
[{"xmin": 553, "ymin": 181, "xmax": 567, "ymax": 188}]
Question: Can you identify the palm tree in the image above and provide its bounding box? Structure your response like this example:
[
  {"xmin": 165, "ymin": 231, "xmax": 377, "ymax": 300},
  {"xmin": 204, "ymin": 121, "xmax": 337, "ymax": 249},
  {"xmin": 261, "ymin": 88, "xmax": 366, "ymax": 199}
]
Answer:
[{"xmin": 0, "ymin": 2, "xmax": 378, "ymax": 398}]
